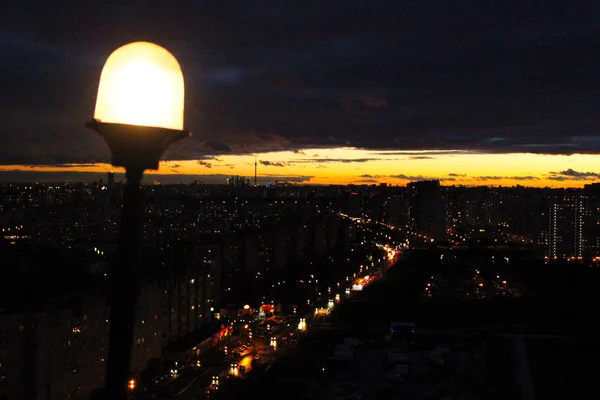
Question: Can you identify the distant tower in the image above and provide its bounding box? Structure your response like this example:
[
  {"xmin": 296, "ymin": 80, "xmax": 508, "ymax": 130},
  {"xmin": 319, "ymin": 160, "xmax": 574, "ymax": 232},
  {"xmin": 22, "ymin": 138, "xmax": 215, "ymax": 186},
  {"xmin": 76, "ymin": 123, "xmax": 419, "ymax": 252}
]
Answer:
[{"xmin": 254, "ymin": 156, "xmax": 257, "ymax": 186}]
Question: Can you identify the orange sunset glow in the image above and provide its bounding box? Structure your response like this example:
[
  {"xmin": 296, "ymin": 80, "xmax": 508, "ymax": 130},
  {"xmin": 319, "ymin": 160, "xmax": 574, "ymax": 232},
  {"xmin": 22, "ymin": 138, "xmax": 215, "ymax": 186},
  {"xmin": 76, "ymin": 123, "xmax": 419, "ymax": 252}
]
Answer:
[{"xmin": 2, "ymin": 148, "xmax": 598, "ymax": 187}]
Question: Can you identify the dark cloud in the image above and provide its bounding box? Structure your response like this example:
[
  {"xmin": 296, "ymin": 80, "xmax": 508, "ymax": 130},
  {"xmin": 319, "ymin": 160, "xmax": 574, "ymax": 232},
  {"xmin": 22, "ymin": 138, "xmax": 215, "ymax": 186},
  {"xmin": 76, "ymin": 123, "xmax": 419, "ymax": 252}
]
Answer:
[
  {"xmin": 22, "ymin": 163, "xmax": 101, "ymax": 169},
  {"xmin": 547, "ymin": 176, "xmax": 570, "ymax": 182},
  {"xmin": 475, "ymin": 176, "xmax": 540, "ymax": 181},
  {"xmin": 196, "ymin": 160, "xmax": 212, "ymax": 168},
  {"xmin": 292, "ymin": 150, "xmax": 306, "ymax": 155},
  {"xmin": 342, "ymin": 92, "xmax": 389, "ymax": 116},
  {"xmin": 295, "ymin": 158, "xmax": 382, "ymax": 164},
  {"xmin": 202, "ymin": 141, "xmax": 232, "ymax": 153},
  {"xmin": 362, "ymin": 93, "xmax": 388, "ymax": 110},
  {"xmin": 3, "ymin": 1, "xmax": 600, "ymax": 165},
  {"xmin": 389, "ymin": 174, "xmax": 432, "ymax": 181},
  {"xmin": 375, "ymin": 150, "xmax": 476, "ymax": 156},
  {"xmin": 386, "ymin": 174, "xmax": 457, "ymax": 182},
  {"xmin": 356, "ymin": 178, "xmax": 379, "ymax": 183},
  {"xmin": 547, "ymin": 169, "xmax": 600, "ymax": 180},
  {"xmin": 407, "ymin": 156, "xmax": 435, "ymax": 160},
  {"xmin": 260, "ymin": 160, "xmax": 287, "ymax": 167},
  {"xmin": 448, "ymin": 173, "xmax": 468, "ymax": 177}
]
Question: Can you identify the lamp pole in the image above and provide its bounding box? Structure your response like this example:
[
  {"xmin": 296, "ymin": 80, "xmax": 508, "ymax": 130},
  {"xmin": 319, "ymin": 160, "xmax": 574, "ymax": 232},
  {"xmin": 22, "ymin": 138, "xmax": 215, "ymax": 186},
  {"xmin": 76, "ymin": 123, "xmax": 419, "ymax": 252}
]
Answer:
[
  {"xmin": 87, "ymin": 41, "xmax": 189, "ymax": 399},
  {"xmin": 86, "ymin": 122, "xmax": 189, "ymax": 399},
  {"xmin": 105, "ymin": 166, "xmax": 143, "ymax": 399}
]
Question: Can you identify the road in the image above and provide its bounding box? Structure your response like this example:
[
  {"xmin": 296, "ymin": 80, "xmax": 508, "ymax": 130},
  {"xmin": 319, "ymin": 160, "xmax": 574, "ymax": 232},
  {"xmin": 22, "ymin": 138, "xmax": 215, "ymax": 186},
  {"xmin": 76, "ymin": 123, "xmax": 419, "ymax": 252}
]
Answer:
[
  {"xmin": 174, "ymin": 342, "xmax": 267, "ymax": 399},
  {"xmin": 166, "ymin": 228, "xmax": 400, "ymax": 399},
  {"xmin": 174, "ymin": 366, "xmax": 220, "ymax": 399}
]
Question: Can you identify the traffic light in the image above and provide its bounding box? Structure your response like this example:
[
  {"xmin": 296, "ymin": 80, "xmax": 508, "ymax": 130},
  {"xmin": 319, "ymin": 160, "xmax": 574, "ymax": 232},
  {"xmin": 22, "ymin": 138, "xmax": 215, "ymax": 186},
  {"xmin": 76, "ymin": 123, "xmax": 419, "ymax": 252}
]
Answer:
[{"xmin": 128, "ymin": 379, "xmax": 136, "ymax": 391}]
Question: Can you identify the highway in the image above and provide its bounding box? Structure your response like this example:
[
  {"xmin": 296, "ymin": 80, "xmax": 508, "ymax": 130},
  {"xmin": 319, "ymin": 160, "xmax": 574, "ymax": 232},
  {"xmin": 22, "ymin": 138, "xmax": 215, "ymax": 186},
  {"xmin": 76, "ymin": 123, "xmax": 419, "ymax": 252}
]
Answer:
[
  {"xmin": 174, "ymin": 339, "xmax": 270, "ymax": 399},
  {"xmin": 150, "ymin": 222, "xmax": 401, "ymax": 399}
]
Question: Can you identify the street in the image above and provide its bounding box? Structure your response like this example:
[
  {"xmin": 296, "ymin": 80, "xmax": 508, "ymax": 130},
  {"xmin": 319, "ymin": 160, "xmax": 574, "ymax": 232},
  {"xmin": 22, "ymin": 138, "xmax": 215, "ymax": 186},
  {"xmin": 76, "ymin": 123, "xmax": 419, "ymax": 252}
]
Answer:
[{"xmin": 133, "ymin": 220, "xmax": 402, "ymax": 399}]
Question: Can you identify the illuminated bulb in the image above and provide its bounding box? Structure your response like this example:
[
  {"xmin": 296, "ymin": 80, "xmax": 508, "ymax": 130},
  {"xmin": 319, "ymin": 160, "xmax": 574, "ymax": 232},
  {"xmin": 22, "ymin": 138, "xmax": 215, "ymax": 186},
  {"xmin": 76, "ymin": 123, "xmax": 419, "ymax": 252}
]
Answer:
[{"xmin": 94, "ymin": 41, "xmax": 184, "ymax": 130}]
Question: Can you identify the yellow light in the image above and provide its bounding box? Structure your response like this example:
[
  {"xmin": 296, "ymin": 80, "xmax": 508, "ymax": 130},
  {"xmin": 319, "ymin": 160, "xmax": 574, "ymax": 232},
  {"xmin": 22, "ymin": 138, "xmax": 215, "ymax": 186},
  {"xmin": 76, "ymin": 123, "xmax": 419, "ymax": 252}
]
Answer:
[
  {"xmin": 128, "ymin": 379, "xmax": 136, "ymax": 390},
  {"xmin": 94, "ymin": 41, "xmax": 184, "ymax": 130}
]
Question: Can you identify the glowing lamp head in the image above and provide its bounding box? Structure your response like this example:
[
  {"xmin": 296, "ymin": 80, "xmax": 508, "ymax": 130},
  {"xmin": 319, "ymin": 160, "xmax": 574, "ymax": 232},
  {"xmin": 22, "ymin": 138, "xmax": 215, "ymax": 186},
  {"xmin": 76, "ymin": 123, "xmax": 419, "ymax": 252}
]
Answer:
[{"xmin": 94, "ymin": 41, "xmax": 184, "ymax": 130}]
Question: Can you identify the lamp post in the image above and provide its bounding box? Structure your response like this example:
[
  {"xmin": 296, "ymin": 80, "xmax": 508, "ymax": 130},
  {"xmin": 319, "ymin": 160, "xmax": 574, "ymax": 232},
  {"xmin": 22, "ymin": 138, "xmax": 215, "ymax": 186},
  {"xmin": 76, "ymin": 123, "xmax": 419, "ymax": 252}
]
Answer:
[{"xmin": 86, "ymin": 41, "xmax": 190, "ymax": 399}]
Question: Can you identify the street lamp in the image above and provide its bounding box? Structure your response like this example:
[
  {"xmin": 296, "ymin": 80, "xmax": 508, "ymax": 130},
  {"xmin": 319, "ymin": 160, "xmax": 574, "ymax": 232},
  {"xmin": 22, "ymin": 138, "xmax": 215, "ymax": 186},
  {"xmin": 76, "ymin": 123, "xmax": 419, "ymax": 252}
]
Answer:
[{"xmin": 86, "ymin": 41, "xmax": 190, "ymax": 399}]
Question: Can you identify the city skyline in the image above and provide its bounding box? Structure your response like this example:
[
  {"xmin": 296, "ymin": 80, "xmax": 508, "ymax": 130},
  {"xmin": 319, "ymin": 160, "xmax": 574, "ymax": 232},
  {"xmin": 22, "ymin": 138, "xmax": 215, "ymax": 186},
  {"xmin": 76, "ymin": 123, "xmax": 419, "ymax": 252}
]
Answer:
[{"xmin": 3, "ymin": 1, "xmax": 600, "ymax": 188}]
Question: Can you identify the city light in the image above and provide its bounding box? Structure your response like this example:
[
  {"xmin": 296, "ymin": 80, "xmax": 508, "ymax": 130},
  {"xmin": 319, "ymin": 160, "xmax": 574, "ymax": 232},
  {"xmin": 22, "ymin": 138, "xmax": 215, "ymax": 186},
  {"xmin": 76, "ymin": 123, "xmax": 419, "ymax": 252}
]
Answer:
[
  {"xmin": 4, "ymin": 150, "xmax": 597, "ymax": 399},
  {"xmin": 127, "ymin": 379, "xmax": 135, "ymax": 391},
  {"xmin": 298, "ymin": 318, "xmax": 307, "ymax": 331}
]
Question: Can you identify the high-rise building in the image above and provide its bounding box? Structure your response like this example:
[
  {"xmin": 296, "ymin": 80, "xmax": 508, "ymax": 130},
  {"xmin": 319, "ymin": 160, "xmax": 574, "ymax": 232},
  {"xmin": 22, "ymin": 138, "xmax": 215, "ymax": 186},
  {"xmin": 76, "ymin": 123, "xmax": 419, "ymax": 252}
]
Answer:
[
  {"xmin": 0, "ymin": 295, "xmax": 111, "ymax": 399},
  {"xmin": 107, "ymin": 172, "xmax": 115, "ymax": 192},
  {"xmin": 407, "ymin": 180, "xmax": 446, "ymax": 240},
  {"xmin": 584, "ymin": 183, "xmax": 600, "ymax": 260},
  {"xmin": 547, "ymin": 194, "xmax": 585, "ymax": 262}
]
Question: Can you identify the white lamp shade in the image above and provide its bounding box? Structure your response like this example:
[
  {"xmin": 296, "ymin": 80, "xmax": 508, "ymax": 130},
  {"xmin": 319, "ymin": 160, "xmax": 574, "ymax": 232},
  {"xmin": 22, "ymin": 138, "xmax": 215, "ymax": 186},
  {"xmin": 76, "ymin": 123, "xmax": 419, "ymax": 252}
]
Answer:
[{"xmin": 94, "ymin": 41, "xmax": 184, "ymax": 131}]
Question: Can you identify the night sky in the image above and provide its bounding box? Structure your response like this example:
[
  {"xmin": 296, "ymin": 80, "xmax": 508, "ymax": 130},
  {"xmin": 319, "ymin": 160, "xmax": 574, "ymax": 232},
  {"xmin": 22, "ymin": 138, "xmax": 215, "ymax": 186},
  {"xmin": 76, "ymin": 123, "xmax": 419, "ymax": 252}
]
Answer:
[{"xmin": 2, "ymin": 1, "xmax": 600, "ymax": 186}]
